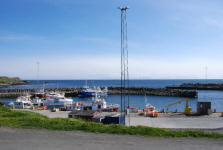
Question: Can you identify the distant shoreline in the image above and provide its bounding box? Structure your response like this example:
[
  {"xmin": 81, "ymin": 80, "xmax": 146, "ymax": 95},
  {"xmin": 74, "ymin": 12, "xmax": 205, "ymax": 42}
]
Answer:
[
  {"xmin": 0, "ymin": 76, "xmax": 29, "ymax": 88},
  {"xmin": 0, "ymin": 81, "xmax": 29, "ymax": 88}
]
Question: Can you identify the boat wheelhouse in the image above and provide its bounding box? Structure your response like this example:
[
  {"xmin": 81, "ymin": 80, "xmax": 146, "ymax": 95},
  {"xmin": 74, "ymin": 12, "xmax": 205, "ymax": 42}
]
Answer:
[
  {"xmin": 78, "ymin": 86, "xmax": 108, "ymax": 97},
  {"xmin": 43, "ymin": 92, "xmax": 73, "ymax": 108}
]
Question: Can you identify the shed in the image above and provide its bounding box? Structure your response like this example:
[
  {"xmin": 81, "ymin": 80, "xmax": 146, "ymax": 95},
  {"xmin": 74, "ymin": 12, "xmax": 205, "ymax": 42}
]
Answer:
[
  {"xmin": 101, "ymin": 114, "xmax": 125, "ymax": 125},
  {"xmin": 197, "ymin": 102, "xmax": 211, "ymax": 115},
  {"xmin": 68, "ymin": 110, "xmax": 98, "ymax": 121}
]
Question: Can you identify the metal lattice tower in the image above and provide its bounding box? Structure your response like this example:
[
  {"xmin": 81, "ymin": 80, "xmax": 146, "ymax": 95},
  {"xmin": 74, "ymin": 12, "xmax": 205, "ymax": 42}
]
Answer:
[{"xmin": 119, "ymin": 6, "xmax": 129, "ymax": 114}]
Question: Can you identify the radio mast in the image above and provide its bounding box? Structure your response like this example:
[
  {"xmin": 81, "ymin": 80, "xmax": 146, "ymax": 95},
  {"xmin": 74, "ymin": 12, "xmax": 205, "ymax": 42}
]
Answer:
[{"xmin": 118, "ymin": 6, "xmax": 130, "ymax": 115}]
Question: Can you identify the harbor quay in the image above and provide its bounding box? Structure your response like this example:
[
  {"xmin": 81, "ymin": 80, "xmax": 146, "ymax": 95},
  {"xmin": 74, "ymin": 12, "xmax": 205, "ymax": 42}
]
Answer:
[
  {"xmin": 0, "ymin": 87, "xmax": 197, "ymax": 98},
  {"xmin": 20, "ymin": 109, "xmax": 223, "ymax": 132},
  {"xmin": 126, "ymin": 112, "xmax": 223, "ymax": 131}
]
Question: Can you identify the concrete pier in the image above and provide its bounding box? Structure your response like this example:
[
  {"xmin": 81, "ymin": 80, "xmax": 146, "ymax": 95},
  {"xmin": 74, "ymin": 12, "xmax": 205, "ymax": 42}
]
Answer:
[{"xmin": 126, "ymin": 113, "xmax": 223, "ymax": 130}]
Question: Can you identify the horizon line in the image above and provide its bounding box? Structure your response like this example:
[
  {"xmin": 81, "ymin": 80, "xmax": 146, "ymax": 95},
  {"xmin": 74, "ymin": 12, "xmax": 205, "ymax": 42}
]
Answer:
[{"xmin": 22, "ymin": 78, "xmax": 223, "ymax": 81}]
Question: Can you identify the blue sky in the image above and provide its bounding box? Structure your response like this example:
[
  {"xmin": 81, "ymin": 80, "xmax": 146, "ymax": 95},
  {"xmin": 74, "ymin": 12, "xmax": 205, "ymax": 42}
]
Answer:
[{"xmin": 1, "ymin": 0, "xmax": 223, "ymax": 79}]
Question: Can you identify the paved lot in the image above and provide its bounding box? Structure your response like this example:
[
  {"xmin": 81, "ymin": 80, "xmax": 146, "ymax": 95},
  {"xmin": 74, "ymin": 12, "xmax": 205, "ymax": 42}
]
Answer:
[
  {"xmin": 23, "ymin": 110, "xmax": 223, "ymax": 129},
  {"xmin": 126, "ymin": 113, "xmax": 223, "ymax": 129},
  {"xmin": 0, "ymin": 128, "xmax": 223, "ymax": 150}
]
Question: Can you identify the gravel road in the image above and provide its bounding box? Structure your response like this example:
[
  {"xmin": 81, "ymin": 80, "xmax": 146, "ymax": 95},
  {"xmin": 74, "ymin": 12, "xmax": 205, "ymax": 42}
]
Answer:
[{"xmin": 0, "ymin": 127, "xmax": 223, "ymax": 150}]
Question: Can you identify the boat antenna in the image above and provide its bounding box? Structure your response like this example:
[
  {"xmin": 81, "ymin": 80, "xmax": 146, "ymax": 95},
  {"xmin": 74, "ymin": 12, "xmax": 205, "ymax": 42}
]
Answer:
[
  {"xmin": 205, "ymin": 65, "xmax": 208, "ymax": 85},
  {"xmin": 36, "ymin": 61, "xmax": 40, "ymax": 87},
  {"xmin": 85, "ymin": 80, "xmax": 88, "ymax": 87},
  {"xmin": 144, "ymin": 94, "xmax": 147, "ymax": 106}
]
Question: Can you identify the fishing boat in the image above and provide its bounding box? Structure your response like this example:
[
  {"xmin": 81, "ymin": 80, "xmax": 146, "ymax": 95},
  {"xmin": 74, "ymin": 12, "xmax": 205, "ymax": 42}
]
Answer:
[
  {"xmin": 144, "ymin": 95, "xmax": 159, "ymax": 117},
  {"xmin": 75, "ymin": 94, "xmax": 119, "ymax": 112},
  {"xmin": 78, "ymin": 86, "xmax": 108, "ymax": 97},
  {"xmin": 31, "ymin": 97, "xmax": 44, "ymax": 107},
  {"xmin": 43, "ymin": 92, "xmax": 73, "ymax": 108},
  {"xmin": 9, "ymin": 95, "xmax": 33, "ymax": 109},
  {"xmin": 34, "ymin": 88, "xmax": 45, "ymax": 98}
]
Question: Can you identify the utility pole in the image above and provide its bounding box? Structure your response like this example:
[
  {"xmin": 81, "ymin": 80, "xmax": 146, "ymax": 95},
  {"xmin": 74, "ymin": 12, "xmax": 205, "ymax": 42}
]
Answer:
[{"xmin": 119, "ymin": 6, "xmax": 130, "ymax": 124}]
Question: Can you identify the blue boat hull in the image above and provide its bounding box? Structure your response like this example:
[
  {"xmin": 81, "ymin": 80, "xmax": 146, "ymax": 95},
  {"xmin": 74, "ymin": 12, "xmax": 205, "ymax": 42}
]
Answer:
[{"xmin": 78, "ymin": 91, "xmax": 108, "ymax": 97}]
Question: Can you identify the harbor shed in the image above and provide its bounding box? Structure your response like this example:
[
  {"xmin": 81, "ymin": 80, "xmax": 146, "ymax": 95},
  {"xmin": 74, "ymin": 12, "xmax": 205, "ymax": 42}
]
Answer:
[
  {"xmin": 100, "ymin": 114, "xmax": 125, "ymax": 125},
  {"xmin": 68, "ymin": 110, "xmax": 98, "ymax": 121},
  {"xmin": 197, "ymin": 102, "xmax": 211, "ymax": 115},
  {"xmin": 92, "ymin": 112, "xmax": 125, "ymax": 125}
]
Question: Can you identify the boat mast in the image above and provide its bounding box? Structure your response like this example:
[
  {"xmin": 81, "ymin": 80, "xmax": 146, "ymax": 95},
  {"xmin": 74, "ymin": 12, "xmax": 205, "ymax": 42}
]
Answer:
[
  {"xmin": 36, "ymin": 61, "xmax": 40, "ymax": 89},
  {"xmin": 144, "ymin": 94, "xmax": 147, "ymax": 106},
  {"xmin": 37, "ymin": 62, "xmax": 39, "ymax": 82},
  {"xmin": 205, "ymin": 65, "xmax": 208, "ymax": 85}
]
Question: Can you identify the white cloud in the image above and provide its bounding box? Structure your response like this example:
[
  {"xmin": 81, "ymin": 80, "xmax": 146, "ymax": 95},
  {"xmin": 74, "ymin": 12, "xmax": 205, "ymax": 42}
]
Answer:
[
  {"xmin": 143, "ymin": 0, "xmax": 223, "ymax": 30},
  {"xmin": 1, "ymin": 55, "xmax": 223, "ymax": 79},
  {"xmin": 37, "ymin": 0, "xmax": 100, "ymax": 5},
  {"xmin": 71, "ymin": 37, "xmax": 120, "ymax": 47},
  {"xmin": 203, "ymin": 17, "xmax": 223, "ymax": 30},
  {"xmin": 0, "ymin": 35, "xmax": 45, "ymax": 41}
]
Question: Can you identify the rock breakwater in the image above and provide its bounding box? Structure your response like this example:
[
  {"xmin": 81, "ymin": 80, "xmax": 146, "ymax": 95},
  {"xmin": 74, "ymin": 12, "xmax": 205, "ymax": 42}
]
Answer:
[
  {"xmin": 167, "ymin": 83, "xmax": 223, "ymax": 90},
  {"xmin": 0, "ymin": 87, "xmax": 197, "ymax": 98}
]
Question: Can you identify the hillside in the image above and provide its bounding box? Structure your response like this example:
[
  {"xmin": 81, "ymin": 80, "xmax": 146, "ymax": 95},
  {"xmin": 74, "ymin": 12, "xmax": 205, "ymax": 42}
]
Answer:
[
  {"xmin": 0, "ymin": 76, "xmax": 27, "ymax": 88},
  {"xmin": 0, "ymin": 76, "xmax": 21, "ymax": 84}
]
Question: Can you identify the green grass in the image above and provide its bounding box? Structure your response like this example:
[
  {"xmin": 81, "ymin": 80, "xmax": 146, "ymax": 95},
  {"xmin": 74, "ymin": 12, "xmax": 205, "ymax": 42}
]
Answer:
[
  {"xmin": 0, "ymin": 76, "xmax": 21, "ymax": 84},
  {"xmin": 0, "ymin": 106, "xmax": 222, "ymax": 138}
]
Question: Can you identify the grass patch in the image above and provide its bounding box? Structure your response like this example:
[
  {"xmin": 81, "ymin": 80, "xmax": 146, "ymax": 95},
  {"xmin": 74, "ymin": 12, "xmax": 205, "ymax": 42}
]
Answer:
[
  {"xmin": 0, "ymin": 76, "xmax": 21, "ymax": 84},
  {"xmin": 0, "ymin": 106, "xmax": 222, "ymax": 138}
]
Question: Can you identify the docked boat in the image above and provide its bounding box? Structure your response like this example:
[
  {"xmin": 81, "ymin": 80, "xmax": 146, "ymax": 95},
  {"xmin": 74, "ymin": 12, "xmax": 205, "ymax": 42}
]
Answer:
[
  {"xmin": 9, "ymin": 95, "xmax": 33, "ymax": 109},
  {"xmin": 43, "ymin": 92, "xmax": 73, "ymax": 108},
  {"xmin": 75, "ymin": 94, "xmax": 119, "ymax": 112},
  {"xmin": 34, "ymin": 88, "xmax": 45, "ymax": 98},
  {"xmin": 144, "ymin": 96, "xmax": 158, "ymax": 117},
  {"xmin": 31, "ymin": 97, "xmax": 44, "ymax": 107},
  {"xmin": 78, "ymin": 86, "xmax": 108, "ymax": 97}
]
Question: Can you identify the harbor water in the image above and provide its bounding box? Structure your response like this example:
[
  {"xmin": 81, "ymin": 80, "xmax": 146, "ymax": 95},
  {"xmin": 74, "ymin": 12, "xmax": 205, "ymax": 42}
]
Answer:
[{"xmin": 1, "ymin": 80, "xmax": 223, "ymax": 112}]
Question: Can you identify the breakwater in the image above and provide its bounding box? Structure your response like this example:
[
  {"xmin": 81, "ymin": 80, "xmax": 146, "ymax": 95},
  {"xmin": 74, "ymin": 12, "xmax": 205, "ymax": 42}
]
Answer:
[
  {"xmin": 167, "ymin": 83, "xmax": 223, "ymax": 90},
  {"xmin": 0, "ymin": 87, "xmax": 197, "ymax": 98},
  {"xmin": 108, "ymin": 87, "xmax": 197, "ymax": 98}
]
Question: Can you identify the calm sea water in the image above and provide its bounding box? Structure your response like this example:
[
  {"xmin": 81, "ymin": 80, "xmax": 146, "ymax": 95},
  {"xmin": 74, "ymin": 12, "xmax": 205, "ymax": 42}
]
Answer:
[
  {"xmin": 1, "ymin": 80, "xmax": 223, "ymax": 112},
  {"xmin": 3, "ymin": 79, "xmax": 223, "ymax": 89}
]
